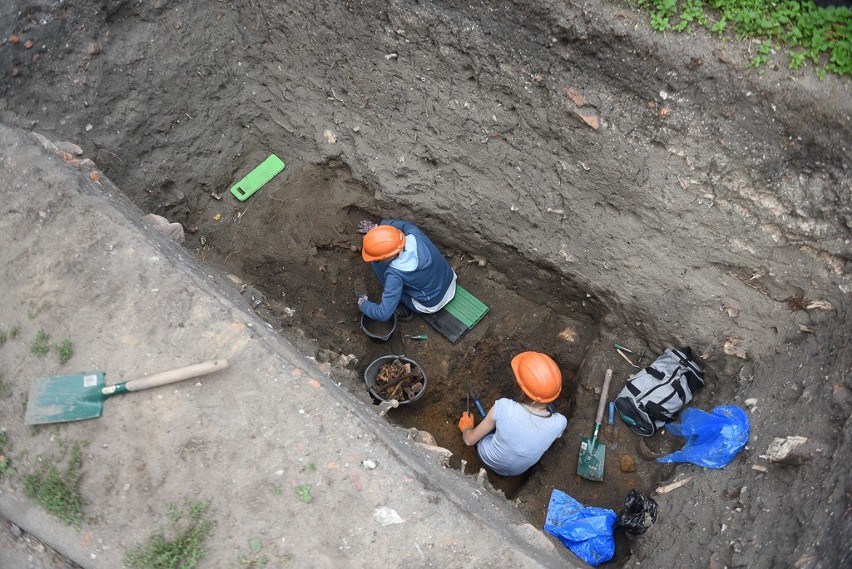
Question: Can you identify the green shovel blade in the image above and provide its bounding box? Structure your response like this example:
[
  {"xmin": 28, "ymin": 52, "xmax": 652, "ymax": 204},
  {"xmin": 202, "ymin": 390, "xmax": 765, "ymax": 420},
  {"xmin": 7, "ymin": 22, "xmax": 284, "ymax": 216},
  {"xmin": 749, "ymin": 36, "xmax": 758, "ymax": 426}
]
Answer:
[
  {"xmin": 25, "ymin": 372, "xmax": 107, "ymax": 425},
  {"xmin": 577, "ymin": 426, "xmax": 606, "ymax": 481}
]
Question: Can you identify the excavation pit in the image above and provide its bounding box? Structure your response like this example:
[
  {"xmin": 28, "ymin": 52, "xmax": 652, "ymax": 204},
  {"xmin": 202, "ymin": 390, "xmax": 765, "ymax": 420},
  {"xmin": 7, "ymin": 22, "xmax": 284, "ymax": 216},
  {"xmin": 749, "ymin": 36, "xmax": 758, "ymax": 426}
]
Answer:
[
  {"xmin": 185, "ymin": 160, "xmax": 680, "ymax": 542},
  {"xmin": 2, "ymin": 1, "xmax": 847, "ymax": 565}
]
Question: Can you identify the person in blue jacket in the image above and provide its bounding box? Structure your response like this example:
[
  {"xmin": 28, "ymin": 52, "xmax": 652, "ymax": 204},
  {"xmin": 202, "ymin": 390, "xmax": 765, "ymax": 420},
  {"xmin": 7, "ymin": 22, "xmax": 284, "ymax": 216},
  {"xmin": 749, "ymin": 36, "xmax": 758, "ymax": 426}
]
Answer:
[{"xmin": 357, "ymin": 219, "xmax": 456, "ymax": 322}]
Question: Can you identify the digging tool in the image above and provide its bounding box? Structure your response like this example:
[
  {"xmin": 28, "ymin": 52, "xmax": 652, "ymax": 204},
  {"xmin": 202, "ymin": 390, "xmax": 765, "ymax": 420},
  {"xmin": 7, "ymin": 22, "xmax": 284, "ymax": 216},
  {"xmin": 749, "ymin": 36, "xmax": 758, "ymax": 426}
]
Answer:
[
  {"xmin": 469, "ymin": 386, "xmax": 486, "ymax": 418},
  {"xmin": 464, "ymin": 375, "xmax": 487, "ymax": 419},
  {"xmin": 577, "ymin": 368, "xmax": 613, "ymax": 481},
  {"xmin": 403, "ymin": 334, "xmax": 429, "ymax": 341},
  {"xmin": 605, "ymin": 401, "xmax": 620, "ymax": 450},
  {"xmin": 614, "ymin": 344, "xmax": 641, "ymax": 368},
  {"xmin": 24, "ymin": 359, "xmax": 230, "ymax": 426},
  {"xmin": 473, "ymin": 398, "xmax": 486, "ymax": 419}
]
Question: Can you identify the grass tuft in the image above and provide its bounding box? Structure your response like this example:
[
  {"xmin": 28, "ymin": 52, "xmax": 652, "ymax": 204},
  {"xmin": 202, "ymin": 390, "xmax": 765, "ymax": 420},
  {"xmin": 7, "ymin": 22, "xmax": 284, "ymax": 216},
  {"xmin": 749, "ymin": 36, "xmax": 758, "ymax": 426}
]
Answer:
[
  {"xmin": 125, "ymin": 500, "xmax": 215, "ymax": 569},
  {"xmin": 57, "ymin": 339, "xmax": 74, "ymax": 365},
  {"xmin": 30, "ymin": 330, "xmax": 50, "ymax": 357},
  {"xmin": 23, "ymin": 442, "xmax": 84, "ymax": 526},
  {"xmin": 0, "ymin": 433, "xmax": 12, "ymax": 477}
]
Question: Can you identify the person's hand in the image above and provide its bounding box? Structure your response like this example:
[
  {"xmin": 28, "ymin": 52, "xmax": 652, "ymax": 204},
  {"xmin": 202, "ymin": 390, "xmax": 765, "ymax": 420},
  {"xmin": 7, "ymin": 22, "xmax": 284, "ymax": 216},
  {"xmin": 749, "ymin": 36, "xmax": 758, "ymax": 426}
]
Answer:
[
  {"xmin": 357, "ymin": 293, "xmax": 368, "ymax": 307},
  {"xmin": 458, "ymin": 411, "xmax": 474, "ymax": 433},
  {"xmin": 357, "ymin": 220, "xmax": 377, "ymax": 234}
]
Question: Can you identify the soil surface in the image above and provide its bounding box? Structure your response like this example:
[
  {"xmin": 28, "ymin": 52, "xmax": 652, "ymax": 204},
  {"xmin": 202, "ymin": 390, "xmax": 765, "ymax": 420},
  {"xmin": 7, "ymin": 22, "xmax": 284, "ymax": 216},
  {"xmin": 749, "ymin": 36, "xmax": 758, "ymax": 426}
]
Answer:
[{"xmin": 1, "ymin": 0, "xmax": 850, "ymax": 568}]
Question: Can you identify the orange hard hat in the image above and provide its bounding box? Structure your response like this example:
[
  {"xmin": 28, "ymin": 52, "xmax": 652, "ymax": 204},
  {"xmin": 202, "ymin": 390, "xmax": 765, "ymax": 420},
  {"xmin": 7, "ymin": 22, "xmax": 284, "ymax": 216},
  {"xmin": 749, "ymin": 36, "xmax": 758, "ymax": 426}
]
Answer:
[
  {"xmin": 511, "ymin": 352, "xmax": 562, "ymax": 403},
  {"xmin": 362, "ymin": 225, "xmax": 406, "ymax": 262}
]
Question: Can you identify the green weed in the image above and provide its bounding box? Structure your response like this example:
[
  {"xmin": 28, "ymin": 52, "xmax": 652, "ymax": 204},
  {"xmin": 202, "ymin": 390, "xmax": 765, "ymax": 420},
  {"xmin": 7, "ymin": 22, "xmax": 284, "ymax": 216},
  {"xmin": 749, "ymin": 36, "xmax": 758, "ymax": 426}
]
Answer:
[
  {"xmin": 630, "ymin": 0, "xmax": 851, "ymax": 76},
  {"xmin": 30, "ymin": 330, "xmax": 50, "ymax": 357},
  {"xmin": 295, "ymin": 484, "xmax": 312, "ymax": 504},
  {"xmin": 56, "ymin": 339, "xmax": 74, "ymax": 365},
  {"xmin": 0, "ymin": 433, "xmax": 12, "ymax": 477},
  {"xmin": 9, "ymin": 325, "xmax": 19, "ymax": 339},
  {"xmin": 125, "ymin": 500, "xmax": 215, "ymax": 569},
  {"xmin": 0, "ymin": 331, "xmax": 7, "ymax": 347},
  {"xmin": 23, "ymin": 442, "xmax": 84, "ymax": 526},
  {"xmin": 236, "ymin": 537, "xmax": 269, "ymax": 568}
]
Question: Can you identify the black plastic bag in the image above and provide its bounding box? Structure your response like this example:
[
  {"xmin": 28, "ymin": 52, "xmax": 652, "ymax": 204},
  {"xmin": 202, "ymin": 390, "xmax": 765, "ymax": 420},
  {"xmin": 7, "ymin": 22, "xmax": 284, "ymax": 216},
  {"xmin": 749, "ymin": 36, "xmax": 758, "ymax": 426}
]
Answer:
[{"xmin": 615, "ymin": 490, "xmax": 658, "ymax": 535}]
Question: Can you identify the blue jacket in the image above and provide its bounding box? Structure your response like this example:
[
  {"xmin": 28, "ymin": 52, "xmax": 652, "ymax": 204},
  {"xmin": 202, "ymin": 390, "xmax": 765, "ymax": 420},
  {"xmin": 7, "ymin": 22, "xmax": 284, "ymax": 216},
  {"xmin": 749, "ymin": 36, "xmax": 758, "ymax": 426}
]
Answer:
[{"xmin": 360, "ymin": 220, "xmax": 455, "ymax": 322}]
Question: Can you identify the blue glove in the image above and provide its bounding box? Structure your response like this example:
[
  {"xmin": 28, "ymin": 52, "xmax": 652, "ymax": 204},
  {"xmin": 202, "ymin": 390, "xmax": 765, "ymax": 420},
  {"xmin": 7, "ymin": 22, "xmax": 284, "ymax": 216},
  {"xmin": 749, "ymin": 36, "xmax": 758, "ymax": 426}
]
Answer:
[{"xmin": 357, "ymin": 220, "xmax": 377, "ymax": 234}]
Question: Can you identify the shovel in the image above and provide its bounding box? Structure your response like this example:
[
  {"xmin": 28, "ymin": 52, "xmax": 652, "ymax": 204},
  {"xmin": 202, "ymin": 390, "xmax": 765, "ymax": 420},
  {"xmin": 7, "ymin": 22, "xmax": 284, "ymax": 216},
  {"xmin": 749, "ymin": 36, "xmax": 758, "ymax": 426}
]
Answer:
[
  {"xmin": 24, "ymin": 359, "xmax": 230, "ymax": 426},
  {"xmin": 577, "ymin": 368, "xmax": 613, "ymax": 482}
]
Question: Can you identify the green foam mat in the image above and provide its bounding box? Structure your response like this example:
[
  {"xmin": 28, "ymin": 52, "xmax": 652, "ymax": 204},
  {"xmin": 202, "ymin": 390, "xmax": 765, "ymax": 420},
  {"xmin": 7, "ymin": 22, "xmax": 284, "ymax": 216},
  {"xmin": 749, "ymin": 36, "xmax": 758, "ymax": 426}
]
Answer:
[
  {"xmin": 230, "ymin": 154, "xmax": 286, "ymax": 201},
  {"xmin": 444, "ymin": 285, "xmax": 489, "ymax": 328},
  {"xmin": 421, "ymin": 285, "xmax": 489, "ymax": 344}
]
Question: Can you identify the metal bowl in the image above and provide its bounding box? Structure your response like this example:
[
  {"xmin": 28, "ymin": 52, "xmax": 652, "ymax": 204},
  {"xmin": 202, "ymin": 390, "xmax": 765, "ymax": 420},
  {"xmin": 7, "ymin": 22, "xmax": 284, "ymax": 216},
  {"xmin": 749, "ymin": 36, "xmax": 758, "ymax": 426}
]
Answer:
[
  {"xmin": 360, "ymin": 313, "xmax": 397, "ymax": 343},
  {"xmin": 364, "ymin": 355, "xmax": 427, "ymax": 405}
]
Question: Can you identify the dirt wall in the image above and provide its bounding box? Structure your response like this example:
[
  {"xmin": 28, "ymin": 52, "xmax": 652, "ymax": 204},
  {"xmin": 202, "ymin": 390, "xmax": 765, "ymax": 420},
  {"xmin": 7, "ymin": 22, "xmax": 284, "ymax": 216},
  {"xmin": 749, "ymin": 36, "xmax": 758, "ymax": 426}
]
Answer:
[{"xmin": 1, "ymin": 0, "xmax": 850, "ymax": 567}]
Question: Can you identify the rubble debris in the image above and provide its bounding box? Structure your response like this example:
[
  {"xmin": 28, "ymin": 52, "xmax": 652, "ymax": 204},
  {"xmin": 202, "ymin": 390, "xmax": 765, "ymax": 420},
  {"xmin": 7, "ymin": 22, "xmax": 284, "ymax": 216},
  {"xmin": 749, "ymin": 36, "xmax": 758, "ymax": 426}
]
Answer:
[
  {"xmin": 144, "ymin": 213, "xmax": 186, "ymax": 243},
  {"xmin": 377, "ymin": 399, "xmax": 399, "ymax": 417},
  {"xmin": 373, "ymin": 507, "xmax": 403, "ymax": 526},
  {"xmin": 765, "ymin": 436, "xmax": 812, "ymax": 465}
]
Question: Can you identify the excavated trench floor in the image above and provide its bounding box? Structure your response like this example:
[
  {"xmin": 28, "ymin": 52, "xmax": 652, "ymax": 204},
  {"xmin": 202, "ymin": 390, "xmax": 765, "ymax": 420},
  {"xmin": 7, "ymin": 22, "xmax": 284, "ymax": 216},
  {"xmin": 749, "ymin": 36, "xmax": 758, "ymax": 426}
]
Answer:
[{"xmin": 185, "ymin": 158, "xmax": 680, "ymax": 550}]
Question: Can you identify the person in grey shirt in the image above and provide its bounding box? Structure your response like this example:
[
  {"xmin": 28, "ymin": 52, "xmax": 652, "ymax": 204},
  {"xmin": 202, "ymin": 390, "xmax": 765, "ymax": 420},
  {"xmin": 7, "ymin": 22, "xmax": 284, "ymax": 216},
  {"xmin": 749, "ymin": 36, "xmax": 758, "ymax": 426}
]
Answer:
[{"xmin": 458, "ymin": 352, "xmax": 567, "ymax": 476}]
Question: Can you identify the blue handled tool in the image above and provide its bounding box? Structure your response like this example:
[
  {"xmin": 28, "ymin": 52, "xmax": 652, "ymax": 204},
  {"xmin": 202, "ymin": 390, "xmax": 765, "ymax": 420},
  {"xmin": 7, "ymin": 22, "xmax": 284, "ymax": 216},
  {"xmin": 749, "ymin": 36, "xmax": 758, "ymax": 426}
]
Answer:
[
  {"xmin": 474, "ymin": 399, "xmax": 486, "ymax": 419},
  {"xmin": 606, "ymin": 401, "xmax": 619, "ymax": 450}
]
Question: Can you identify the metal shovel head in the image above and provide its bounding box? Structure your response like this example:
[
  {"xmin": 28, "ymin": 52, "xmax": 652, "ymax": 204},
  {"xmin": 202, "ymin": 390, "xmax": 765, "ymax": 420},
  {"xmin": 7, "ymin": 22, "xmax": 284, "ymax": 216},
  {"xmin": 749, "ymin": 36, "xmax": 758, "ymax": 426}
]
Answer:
[
  {"xmin": 25, "ymin": 372, "xmax": 107, "ymax": 425},
  {"xmin": 578, "ymin": 369, "xmax": 612, "ymax": 482},
  {"xmin": 578, "ymin": 427, "xmax": 606, "ymax": 481}
]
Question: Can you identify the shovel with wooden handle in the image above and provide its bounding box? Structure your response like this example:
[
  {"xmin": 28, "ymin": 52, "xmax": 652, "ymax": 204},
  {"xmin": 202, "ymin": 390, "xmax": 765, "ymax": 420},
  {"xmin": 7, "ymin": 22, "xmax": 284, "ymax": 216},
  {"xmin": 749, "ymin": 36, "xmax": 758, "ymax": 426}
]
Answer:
[
  {"xmin": 577, "ymin": 368, "xmax": 613, "ymax": 481},
  {"xmin": 24, "ymin": 359, "xmax": 230, "ymax": 426}
]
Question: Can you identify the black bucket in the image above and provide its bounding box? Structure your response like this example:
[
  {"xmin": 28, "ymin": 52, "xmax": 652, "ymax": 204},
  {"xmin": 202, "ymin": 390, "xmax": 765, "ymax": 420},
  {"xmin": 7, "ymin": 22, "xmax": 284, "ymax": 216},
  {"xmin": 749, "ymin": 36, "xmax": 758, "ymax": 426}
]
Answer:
[
  {"xmin": 364, "ymin": 355, "xmax": 427, "ymax": 405},
  {"xmin": 360, "ymin": 313, "xmax": 397, "ymax": 343}
]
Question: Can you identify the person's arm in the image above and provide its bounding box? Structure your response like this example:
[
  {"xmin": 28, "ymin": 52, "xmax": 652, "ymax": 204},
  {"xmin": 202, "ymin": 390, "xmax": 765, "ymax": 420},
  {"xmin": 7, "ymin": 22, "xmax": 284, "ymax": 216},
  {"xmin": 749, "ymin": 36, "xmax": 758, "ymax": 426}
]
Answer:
[
  {"xmin": 360, "ymin": 272, "xmax": 404, "ymax": 322},
  {"xmin": 462, "ymin": 405, "xmax": 496, "ymax": 446}
]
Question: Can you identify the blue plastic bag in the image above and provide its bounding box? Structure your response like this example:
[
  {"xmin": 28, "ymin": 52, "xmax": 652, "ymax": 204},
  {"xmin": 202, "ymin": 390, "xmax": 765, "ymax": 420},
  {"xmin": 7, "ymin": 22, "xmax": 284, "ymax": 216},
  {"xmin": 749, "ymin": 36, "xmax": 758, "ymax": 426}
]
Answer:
[
  {"xmin": 657, "ymin": 405, "xmax": 750, "ymax": 468},
  {"xmin": 543, "ymin": 489, "xmax": 616, "ymax": 566}
]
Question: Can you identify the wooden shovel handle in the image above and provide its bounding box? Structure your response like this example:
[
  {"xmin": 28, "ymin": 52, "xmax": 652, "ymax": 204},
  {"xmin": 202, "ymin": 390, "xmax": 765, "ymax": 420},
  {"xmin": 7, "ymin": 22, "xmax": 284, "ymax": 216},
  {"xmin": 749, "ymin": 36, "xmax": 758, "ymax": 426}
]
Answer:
[
  {"xmin": 594, "ymin": 369, "xmax": 613, "ymax": 425},
  {"xmin": 124, "ymin": 359, "xmax": 230, "ymax": 392}
]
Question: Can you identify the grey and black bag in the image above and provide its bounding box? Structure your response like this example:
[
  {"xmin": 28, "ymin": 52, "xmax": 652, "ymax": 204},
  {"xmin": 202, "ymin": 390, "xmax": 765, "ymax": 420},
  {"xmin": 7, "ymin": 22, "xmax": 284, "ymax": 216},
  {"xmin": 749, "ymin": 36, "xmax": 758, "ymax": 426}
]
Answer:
[{"xmin": 614, "ymin": 347, "xmax": 705, "ymax": 436}]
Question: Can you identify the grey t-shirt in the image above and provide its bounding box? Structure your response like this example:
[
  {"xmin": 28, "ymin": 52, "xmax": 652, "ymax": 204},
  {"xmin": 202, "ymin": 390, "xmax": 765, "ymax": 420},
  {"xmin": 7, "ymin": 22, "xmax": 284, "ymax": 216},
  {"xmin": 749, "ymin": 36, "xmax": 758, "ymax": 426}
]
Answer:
[{"xmin": 476, "ymin": 398, "xmax": 568, "ymax": 476}]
